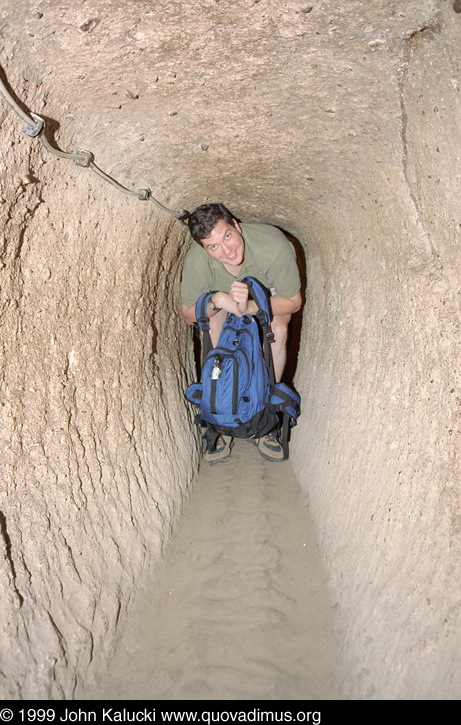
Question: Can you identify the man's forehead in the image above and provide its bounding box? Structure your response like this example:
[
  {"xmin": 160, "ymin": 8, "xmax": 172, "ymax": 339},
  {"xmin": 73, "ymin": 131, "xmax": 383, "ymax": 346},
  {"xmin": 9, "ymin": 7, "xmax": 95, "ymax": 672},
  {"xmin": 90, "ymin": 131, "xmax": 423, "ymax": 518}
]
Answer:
[{"xmin": 203, "ymin": 219, "xmax": 236, "ymax": 242}]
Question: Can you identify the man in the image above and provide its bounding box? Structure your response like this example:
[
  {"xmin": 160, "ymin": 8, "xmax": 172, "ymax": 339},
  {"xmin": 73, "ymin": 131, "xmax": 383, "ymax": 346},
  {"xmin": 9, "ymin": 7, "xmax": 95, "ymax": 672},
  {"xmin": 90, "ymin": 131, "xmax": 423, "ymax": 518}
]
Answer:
[{"xmin": 181, "ymin": 203, "xmax": 302, "ymax": 464}]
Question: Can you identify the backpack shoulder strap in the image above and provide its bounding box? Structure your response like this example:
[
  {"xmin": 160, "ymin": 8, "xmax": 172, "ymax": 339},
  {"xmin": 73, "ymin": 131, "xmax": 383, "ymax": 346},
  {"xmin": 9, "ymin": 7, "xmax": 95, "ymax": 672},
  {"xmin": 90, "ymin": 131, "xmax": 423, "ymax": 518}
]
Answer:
[
  {"xmin": 271, "ymin": 383, "xmax": 301, "ymax": 460},
  {"xmin": 195, "ymin": 291, "xmax": 218, "ymax": 332},
  {"xmin": 243, "ymin": 277, "xmax": 275, "ymax": 386},
  {"xmin": 195, "ymin": 291, "xmax": 218, "ymax": 364},
  {"xmin": 243, "ymin": 276, "xmax": 273, "ymax": 323}
]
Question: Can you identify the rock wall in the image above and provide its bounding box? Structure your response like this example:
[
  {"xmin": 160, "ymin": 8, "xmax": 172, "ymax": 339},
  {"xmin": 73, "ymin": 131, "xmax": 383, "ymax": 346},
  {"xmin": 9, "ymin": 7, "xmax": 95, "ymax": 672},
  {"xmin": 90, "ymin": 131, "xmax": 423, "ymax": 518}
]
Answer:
[
  {"xmin": 1, "ymin": 0, "xmax": 460, "ymax": 701},
  {"xmin": 0, "ymin": 114, "xmax": 198, "ymax": 697},
  {"xmin": 291, "ymin": 9, "xmax": 461, "ymax": 700}
]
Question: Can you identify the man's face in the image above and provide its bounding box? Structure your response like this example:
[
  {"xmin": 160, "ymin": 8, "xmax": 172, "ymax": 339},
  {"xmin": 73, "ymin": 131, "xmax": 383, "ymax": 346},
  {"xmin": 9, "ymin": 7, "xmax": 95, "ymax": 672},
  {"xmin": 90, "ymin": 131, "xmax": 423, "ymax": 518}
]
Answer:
[{"xmin": 200, "ymin": 219, "xmax": 245, "ymax": 268}]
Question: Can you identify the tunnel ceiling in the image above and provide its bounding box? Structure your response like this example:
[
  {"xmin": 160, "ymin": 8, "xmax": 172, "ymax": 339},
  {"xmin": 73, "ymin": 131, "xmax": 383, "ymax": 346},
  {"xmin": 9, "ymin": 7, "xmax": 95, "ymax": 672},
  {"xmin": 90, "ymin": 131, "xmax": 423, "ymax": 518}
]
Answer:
[{"xmin": 1, "ymin": 0, "xmax": 442, "ymax": 234}]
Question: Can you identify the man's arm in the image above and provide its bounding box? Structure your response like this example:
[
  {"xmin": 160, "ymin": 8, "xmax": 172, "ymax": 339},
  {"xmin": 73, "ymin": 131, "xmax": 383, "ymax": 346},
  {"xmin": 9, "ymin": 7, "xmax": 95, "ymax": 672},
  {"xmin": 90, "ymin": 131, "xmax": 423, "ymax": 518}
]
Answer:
[
  {"xmin": 181, "ymin": 287, "xmax": 302, "ymax": 324},
  {"xmin": 230, "ymin": 281, "xmax": 302, "ymax": 317},
  {"xmin": 268, "ymin": 290, "xmax": 302, "ymax": 317},
  {"xmin": 228, "ymin": 281, "xmax": 302, "ymax": 317},
  {"xmin": 181, "ymin": 301, "xmax": 200, "ymax": 325},
  {"xmin": 181, "ymin": 291, "xmax": 241, "ymax": 324}
]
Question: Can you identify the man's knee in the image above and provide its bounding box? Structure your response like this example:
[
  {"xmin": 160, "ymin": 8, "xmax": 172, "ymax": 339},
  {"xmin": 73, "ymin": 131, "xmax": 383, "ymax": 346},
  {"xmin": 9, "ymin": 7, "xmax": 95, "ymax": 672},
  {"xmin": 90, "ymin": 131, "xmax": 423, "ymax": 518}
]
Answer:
[{"xmin": 271, "ymin": 314, "xmax": 291, "ymax": 345}]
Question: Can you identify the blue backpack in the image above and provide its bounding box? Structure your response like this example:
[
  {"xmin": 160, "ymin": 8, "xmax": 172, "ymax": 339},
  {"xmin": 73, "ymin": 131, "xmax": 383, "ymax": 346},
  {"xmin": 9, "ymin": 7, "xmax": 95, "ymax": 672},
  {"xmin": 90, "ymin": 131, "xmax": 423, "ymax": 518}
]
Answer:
[{"xmin": 185, "ymin": 276, "xmax": 300, "ymax": 460}]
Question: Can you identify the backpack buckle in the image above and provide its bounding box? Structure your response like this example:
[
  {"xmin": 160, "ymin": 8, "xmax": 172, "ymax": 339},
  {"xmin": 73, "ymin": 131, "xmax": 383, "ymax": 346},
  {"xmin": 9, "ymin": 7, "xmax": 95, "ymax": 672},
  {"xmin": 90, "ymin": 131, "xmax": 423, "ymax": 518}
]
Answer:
[
  {"xmin": 211, "ymin": 355, "xmax": 223, "ymax": 380},
  {"xmin": 197, "ymin": 313, "xmax": 211, "ymax": 332}
]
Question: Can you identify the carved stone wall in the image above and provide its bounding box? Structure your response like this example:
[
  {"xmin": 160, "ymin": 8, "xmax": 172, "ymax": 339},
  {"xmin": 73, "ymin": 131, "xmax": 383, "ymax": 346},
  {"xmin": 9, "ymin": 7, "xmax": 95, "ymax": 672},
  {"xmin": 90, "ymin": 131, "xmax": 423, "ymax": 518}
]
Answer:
[{"xmin": 0, "ymin": 115, "xmax": 198, "ymax": 697}]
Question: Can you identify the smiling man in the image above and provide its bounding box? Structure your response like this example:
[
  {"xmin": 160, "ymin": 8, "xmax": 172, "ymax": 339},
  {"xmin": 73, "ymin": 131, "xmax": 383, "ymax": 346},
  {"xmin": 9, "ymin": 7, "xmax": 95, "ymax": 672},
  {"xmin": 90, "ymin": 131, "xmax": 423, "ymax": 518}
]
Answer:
[{"xmin": 180, "ymin": 203, "xmax": 302, "ymax": 463}]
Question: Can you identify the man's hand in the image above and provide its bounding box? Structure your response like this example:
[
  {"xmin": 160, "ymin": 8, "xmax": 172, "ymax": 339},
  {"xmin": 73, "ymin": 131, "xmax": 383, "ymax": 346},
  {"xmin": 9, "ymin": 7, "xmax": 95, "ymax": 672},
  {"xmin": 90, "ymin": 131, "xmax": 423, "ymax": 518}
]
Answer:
[
  {"xmin": 229, "ymin": 280, "xmax": 250, "ymax": 315},
  {"xmin": 211, "ymin": 283, "xmax": 252, "ymax": 317},
  {"xmin": 216, "ymin": 282, "xmax": 258, "ymax": 317},
  {"xmin": 181, "ymin": 282, "xmax": 260, "ymax": 324}
]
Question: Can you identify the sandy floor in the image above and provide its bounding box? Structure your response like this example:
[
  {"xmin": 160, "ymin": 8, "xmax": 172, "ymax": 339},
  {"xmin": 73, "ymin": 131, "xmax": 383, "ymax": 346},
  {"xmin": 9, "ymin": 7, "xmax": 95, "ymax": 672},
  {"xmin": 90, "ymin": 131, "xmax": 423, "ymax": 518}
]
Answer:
[{"xmin": 95, "ymin": 439, "xmax": 347, "ymax": 700}]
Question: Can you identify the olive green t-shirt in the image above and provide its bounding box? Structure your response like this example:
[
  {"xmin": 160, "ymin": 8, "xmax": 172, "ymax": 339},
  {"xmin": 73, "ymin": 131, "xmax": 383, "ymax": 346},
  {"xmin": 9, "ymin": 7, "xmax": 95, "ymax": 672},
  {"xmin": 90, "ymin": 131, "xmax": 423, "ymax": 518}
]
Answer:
[{"xmin": 180, "ymin": 222, "xmax": 300, "ymax": 307}]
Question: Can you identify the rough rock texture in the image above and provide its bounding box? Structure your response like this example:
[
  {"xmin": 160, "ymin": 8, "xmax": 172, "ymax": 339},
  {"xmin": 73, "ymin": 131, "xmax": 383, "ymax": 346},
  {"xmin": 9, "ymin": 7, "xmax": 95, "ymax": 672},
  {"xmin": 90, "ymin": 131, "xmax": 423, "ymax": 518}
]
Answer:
[
  {"xmin": 0, "ymin": 0, "xmax": 460, "ymax": 700},
  {"xmin": 0, "ymin": 80, "xmax": 198, "ymax": 696}
]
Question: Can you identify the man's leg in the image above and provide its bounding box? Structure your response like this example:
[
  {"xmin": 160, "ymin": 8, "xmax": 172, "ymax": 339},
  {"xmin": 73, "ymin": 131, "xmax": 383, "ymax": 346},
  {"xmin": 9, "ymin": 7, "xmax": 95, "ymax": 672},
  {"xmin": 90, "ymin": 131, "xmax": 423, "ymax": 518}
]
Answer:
[
  {"xmin": 270, "ymin": 313, "xmax": 292, "ymax": 383},
  {"xmin": 202, "ymin": 309, "xmax": 233, "ymax": 465},
  {"xmin": 207, "ymin": 310, "xmax": 292, "ymax": 382},
  {"xmin": 208, "ymin": 308, "xmax": 228, "ymax": 347},
  {"xmin": 253, "ymin": 313, "xmax": 293, "ymax": 463}
]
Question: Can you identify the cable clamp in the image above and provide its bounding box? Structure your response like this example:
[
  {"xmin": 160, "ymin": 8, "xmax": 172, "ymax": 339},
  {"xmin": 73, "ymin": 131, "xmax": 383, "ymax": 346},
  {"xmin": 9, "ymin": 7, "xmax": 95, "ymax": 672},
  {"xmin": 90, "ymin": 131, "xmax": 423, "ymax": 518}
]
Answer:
[
  {"xmin": 74, "ymin": 150, "xmax": 94, "ymax": 168},
  {"xmin": 138, "ymin": 188, "xmax": 151, "ymax": 201},
  {"xmin": 21, "ymin": 113, "xmax": 45, "ymax": 138}
]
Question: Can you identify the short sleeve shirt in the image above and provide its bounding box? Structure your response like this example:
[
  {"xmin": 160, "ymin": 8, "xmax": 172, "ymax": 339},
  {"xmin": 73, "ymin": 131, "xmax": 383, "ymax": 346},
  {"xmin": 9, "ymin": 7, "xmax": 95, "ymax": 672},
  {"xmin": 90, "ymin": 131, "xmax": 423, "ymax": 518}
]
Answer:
[{"xmin": 180, "ymin": 222, "xmax": 301, "ymax": 307}]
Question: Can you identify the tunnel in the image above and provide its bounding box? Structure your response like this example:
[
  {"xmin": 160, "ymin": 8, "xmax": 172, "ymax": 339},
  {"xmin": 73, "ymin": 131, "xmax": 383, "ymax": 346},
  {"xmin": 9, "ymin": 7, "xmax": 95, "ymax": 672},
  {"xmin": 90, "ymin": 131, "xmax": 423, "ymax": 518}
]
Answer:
[{"xmin": 1, "ymin": 0, "xmax": 460, "ymax": 701}]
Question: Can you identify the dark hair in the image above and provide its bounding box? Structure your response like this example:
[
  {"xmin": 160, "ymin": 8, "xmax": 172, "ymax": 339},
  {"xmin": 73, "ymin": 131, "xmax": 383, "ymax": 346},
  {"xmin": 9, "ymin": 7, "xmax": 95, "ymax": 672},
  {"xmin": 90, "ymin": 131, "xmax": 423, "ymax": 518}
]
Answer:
[{"xmin": 188, "ymin": 203, "xmax": 236, "ymax": 244}]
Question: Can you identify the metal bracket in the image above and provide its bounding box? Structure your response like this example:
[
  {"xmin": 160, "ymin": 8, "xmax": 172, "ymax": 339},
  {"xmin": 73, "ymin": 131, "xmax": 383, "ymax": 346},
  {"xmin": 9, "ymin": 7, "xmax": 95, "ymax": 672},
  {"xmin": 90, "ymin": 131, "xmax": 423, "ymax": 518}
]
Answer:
[{"xmin": 21, "ymin": 113, "xmax": 45, "ymax": 138}]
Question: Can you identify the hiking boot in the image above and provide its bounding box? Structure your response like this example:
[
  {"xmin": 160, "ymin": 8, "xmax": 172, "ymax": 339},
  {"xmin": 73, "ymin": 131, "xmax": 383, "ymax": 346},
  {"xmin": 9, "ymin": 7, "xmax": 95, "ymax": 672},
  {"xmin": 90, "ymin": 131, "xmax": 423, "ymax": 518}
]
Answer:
[
  {"xmin": 256, "ymin": 430, "xmax": 285, "ymax": 462},
  {"xmin": 204, "ymin": 435, "xmax": 233, "ymax": 465}
]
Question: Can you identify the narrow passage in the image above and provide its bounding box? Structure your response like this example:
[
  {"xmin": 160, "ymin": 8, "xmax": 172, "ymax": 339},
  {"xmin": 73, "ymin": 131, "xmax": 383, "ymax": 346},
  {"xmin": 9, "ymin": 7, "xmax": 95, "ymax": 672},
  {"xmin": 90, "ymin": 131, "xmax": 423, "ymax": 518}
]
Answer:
[{"xmin": 96, "ymin": 439, "xmax": 346, "ymax": 700}]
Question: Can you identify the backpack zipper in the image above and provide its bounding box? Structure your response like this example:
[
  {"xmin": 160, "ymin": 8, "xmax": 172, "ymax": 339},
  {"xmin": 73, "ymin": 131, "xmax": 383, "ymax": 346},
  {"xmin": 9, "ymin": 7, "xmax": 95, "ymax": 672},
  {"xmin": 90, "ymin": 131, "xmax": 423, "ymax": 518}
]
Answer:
[{"xmin": 208, "ymin": 350, "xmax": 250, "ymax": 416}]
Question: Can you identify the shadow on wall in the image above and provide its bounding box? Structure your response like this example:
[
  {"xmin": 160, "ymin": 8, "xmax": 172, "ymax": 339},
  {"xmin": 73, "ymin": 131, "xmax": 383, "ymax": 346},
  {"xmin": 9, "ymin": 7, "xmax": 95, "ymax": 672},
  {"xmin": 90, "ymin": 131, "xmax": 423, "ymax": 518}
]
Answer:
[{"xmin": 280, "ymin": 229, "xmax": 306, "ymax": 387}]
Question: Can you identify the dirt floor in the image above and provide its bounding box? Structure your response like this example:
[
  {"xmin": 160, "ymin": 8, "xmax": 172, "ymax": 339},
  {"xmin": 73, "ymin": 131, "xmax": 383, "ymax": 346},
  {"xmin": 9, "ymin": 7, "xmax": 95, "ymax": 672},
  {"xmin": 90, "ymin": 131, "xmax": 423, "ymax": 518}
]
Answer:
[{"xmin": 91, "ymin": 439, "xmax": 347, "ymax": 701}]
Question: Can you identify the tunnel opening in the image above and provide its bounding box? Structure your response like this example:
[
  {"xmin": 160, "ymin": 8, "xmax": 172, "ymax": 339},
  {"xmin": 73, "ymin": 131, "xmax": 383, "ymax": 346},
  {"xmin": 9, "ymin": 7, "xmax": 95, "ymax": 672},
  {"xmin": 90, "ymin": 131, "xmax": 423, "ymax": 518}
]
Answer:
[{"xmin": 95, "ymin": 212, "xmax": 338, "ymax": 702}]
